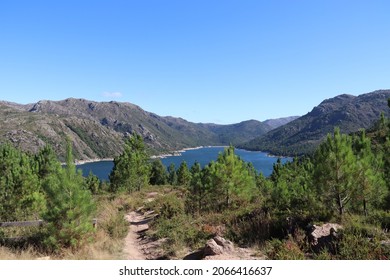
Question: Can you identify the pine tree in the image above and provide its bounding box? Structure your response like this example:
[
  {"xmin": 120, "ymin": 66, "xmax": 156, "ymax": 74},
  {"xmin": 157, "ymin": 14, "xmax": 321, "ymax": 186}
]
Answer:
[
  {"xmin": 35, "ymin": 145, "xmax": 62, "ymax": 180},
  {"xmin": 150, "ymin": 159, "xmax": 168, "ymax": 185},
  {"xmin": 208, "ymin": 146, "xmax": 256, "ymax": 209},
  {"xmin": 383, "ymin": 138, "xmax": 390, "ymax": 209},
  {"xmin": 42, "ymin": 139, "xmax": 95, "ymax": 250},
  {"xmin": 352, "ymin": 131, "xmax": 387, "ymax": 215},
  {"xmin": 0, "ymin": 143, "xmax": 46, "ymax": 221},
  {"xmin": 109, "ymin": 133, "xmax": 150, "ymax": 193},
  {"xmin": 168, "ymin": 163, "xmax": 178, "ymax": 186},
  {"xmin": 313, "ymin": 128, "xmax": 357, "ymax": 217},
  {"xmin": 177, "ymin": 161, "xmax": 191, "ymax": 187},
  {"xmin": 85, "ymin": 172, "xmax": 101, "ymax": 194},
  {"xmin": 186, "ymin": 161, "xmax": 204, "ymax": 214}
]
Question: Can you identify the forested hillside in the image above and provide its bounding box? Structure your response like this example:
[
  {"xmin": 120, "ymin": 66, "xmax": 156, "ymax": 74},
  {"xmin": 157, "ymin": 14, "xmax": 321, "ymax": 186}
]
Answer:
[{"xmin": 241, "ymin": 90, "xmax": 390, "ymax": 155}]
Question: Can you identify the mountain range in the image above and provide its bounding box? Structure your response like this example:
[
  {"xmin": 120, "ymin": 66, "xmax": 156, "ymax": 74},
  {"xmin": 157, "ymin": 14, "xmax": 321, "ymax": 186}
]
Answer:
[
  {"xmin": 1, "ymin": 89, "xmax": 389, "ymax": 160},
  {"xmin": 240, "ymin": 90, "xmax": 390, "ymax": 155},
  {"xmin": 0, "ymin": 98, "xmax": 297, "ymax": 160}
]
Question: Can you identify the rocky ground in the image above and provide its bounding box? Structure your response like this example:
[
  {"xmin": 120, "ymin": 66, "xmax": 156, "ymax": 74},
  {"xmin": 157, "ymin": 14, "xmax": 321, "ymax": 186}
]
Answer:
[{"xmin": 122, "ymin": 192, "xmax": 265, "ymax": 260}]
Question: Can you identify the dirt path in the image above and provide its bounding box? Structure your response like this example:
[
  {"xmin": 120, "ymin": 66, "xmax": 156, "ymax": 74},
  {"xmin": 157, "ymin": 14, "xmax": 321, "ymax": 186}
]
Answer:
[
  {"xmin": 123, "ymin": 211, "xmax": 148, "ymax": 260},
  {"xmin": 123, "ymin": 208, "xmax": 163, "ymax": 260}
]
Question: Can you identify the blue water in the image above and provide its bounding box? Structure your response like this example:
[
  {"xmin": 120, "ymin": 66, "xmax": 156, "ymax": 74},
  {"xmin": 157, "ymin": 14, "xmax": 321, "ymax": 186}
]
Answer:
[{"xmin": 77, "ymin": 147, "xmax": 291, "ymax": 181}]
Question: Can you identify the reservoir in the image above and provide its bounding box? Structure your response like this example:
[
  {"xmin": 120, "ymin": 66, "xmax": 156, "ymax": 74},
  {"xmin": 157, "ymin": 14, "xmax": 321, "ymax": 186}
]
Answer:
[{"xmin": 77, "ymin": 146, "xmax": 291, "ymax": 181}]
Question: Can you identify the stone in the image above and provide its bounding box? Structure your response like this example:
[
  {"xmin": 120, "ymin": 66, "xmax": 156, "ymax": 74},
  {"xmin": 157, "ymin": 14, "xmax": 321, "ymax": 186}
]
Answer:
[{"xmin": 203, "ymin": 236, "xmax": 234, "ymax": 257}]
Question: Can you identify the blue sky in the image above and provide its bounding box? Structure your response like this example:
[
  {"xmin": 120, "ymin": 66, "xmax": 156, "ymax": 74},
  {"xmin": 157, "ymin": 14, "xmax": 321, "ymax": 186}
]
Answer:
[{"xmin": 0, "ymin": 0, "xmax": 389, "ymax": 124}]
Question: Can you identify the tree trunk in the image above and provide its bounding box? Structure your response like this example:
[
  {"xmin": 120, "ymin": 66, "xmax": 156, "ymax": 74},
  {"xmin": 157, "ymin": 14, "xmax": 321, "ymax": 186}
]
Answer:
[
  {"xmin": 337, "ymin": 193, "xmax": 344, "ymax": 216},
  {"xmin": 363, "ymin": 199, "xmax": 368, "ymax": 217}
]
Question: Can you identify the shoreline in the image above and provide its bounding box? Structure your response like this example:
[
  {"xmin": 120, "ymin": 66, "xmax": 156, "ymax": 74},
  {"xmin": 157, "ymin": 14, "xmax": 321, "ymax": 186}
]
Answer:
[
  {"xmin": 150, "ymin": 145, "xmax": 231, "ymax": 159},
  {"xmin": 73, "ymin": 146, "xmax": 292, "ymax": 164},
  {"xmin": 75, "ymin": 158, "xmax": 114, "ymax": 166},
  {"xmin": 150, "ymin": 146, "xmax": 205, "ymax": 159}
]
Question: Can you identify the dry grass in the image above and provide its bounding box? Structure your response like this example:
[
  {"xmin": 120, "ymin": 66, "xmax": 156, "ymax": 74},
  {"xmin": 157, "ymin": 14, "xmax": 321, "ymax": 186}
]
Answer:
[
  {"xmin": 0, "ymin": 246, "xmax": 44, "ymax": 260},
  {"xmin": 0, "ymin": 186, "xmax": 172, "ymax": 260}
]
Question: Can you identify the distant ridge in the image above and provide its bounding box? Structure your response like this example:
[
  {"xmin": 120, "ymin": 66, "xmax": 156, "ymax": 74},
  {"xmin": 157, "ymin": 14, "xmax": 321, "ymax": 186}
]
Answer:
[
  {"xmin": 240, "ymin": 90, "xmax": 390, "ymax": 156},
  {"xmin": 0, "ymin": 98, "xmax": 297, "ymax": 160}
]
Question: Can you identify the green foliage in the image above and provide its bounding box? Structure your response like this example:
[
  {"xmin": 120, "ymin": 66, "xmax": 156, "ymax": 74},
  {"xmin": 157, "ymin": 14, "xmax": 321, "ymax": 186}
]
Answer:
[
  {"xmin": 368, "ymin": 210, "xmax": 390, "ymax": 231},
  {"xmin": 313, "ymin": 128, "xmax": 358, "ymax": 217},
  {"xmin": 109, "ymin": 133, "xmax": 150, "ymax": 193},
  {"xmin": 34, "ymin": 145, "xmax": 62, "ymax": 180},
  {"xmin": 352, "ymin": 131, "xmax": 387, "ymax": 215},
  {"xmin": 150, "ymin": 159, "xmax": 168, "ymax": 185},
  {"xmin": 152, "ymin": 214, "xmax": 208, "ymax": 256},
  {"xmin": 242, "ymin": 91, "xmax": 390, "ymax": 156},
  {"xmin": 336, "ymin": 221, "xmax": 389, "ymax": 260},
  {"xmin": 150, "ymin": 193, "xmax": 209, "ymax": 255},
  {"xmin": 177, "ymin": 161, "xmax": 191, "ymax": 187},
  {"xmin": 0, "ymin": 143, "xmax": 46, "ymax": 221},
  {"xmin": 167, "ymin": 163, "xmax": 178, "ymax": 186},
  {"xmin": 186, "ymin": 162, "xmax": 204, "ymax": 214},
  {"xmin": 265, "ymin": 157, "xmax": 322, "ymax": 220},
  {"xmin": 85, "ymin": 172, "xmax": 101, "ymax": 195},
  {"xmin": 208, "ymin": 146, "xmax": 257, "ymax": 210},
  {"xmin": 148, "ymin": 193, "xmax": 185, "ymax": 219},
  {"xmin": 42, "ymin": 139, "xmax": 95, "ymax": 251},
  {"xmin": 384, "ymin": 139, "xmax": 390, "ymax": 209}
]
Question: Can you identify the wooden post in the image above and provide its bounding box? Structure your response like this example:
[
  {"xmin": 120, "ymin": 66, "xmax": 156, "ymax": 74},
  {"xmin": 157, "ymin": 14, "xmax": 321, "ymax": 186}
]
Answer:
[{"xmin": 92, "ymin": 218, "xmax": 98, "ymax": 229}]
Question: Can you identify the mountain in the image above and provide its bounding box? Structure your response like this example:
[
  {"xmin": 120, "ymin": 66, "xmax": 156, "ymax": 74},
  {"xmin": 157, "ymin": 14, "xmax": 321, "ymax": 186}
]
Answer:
[
  {"xmin": 263, "ymin": 116, "xmax": 300, "ymax": 130},
  {"xmin": 0, "ymin": 98, "xmax": 297, "ymax": 161},
  {"xmin": 240, "ymin": 90, "xmax": 390, "ymax": 156},
  {"xmin": 200, "ymin": 120, "xmax": 272, "ymax": 146}
]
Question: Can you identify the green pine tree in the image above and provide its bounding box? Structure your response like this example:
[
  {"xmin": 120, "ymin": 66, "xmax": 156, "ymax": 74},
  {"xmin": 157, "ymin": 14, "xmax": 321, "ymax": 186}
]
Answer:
[
  {"xmin": 352, "ymin": 131, "xmax": 387, "ymax": 215},
  {"xmin": 109, "ymin": 133, "xmax": 150, "ymax": 193},
  {"xmin": 42, "ymin": 139, "xmax": 95, "ymax": 251},
  {"xmin": 85, "ymin": 172, "xmax": 101, "ymax": 195},
  {"xmin": 177, "ymin": 161, "xmax": 192, "ymax": 187},
  {"xmin": 313, "ymin": 128, "xmax": 358, "ymax": 217},
  {"xmin": 186, "ymin": 161, "xmax": 204, "ymax": 214},
  {"xmin": 150, "ymin": 159, "xmax": 168, "ymax": 185},
  {"xmin": 168, "ymin": 163, "xmax": 178, "ymax": 186},
  {"xmin": 208, "ymin": 146, "xmax": 256, "ymax": 210},
  {"xmin": 0, "ymin": 143, "xmax": 46, "ymax": 221}
]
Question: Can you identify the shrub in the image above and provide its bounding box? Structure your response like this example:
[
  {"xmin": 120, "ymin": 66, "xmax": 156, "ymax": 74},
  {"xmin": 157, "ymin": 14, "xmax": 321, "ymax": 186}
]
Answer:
[{"xmin": 265, "ymin": 238, "xmax": 306, "ymax": 260}]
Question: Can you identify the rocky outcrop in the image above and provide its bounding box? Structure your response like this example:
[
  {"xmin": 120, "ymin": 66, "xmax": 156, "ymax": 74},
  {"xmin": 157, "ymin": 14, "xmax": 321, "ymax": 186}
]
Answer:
[
  {"xmin": 203, "ymin": 236, "xmax": 234, "ymax": 257},
  {"xmin": 308, "ymin": 223, "xmax": 342, "ymax": 252}
]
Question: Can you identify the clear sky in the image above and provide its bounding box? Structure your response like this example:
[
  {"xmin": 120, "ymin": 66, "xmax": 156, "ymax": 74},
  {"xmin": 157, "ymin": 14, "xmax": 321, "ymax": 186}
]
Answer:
[{"xmin": 0, "ymin": 0, "xmax": 389, "ymax": 124}]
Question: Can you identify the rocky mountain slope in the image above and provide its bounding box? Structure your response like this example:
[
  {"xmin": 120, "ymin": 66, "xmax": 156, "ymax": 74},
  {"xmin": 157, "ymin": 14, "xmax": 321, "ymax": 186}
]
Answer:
[
  {"xmin": 240, "ymin": 90, "xmax": 390, "ymax": 155},
  {"xmin": 0, "ymin": 98, "xmax": 295, "ymax": 160}
]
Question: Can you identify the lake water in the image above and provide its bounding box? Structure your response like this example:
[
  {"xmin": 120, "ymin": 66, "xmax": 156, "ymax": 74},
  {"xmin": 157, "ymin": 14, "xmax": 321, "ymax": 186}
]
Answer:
[{"xmin": 77, "ymin": 147, "xmax": 291, "ymax": 181}]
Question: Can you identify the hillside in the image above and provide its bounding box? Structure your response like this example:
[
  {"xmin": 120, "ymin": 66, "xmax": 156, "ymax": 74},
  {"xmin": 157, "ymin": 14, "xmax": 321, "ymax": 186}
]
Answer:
[
  {"xmin": 240, "ymin": 90, "xmax": 390, "ymax": 155},
  {"xmin": 0, "ymin": 98, "xmax": 295, "ymax": 160},
  {"xmin": 199, "ymin": 120, "xmax": 271, "ymax": 146}
]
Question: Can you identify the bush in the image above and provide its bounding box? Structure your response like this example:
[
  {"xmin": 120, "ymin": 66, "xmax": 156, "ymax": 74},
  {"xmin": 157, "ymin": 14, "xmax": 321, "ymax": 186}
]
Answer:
[
  {"xmin": 152, "ymin": 214, "xmax": 209, "ymax": 256},
  {"xmin": 265, "ymin": 238, "xmax": 306, "ymax": 260},
  {"xmin": 147, "ymin": 193, "xmax": 185, "ymax": 219},
  {"xmin": 337, "ymin": 229, "xmax": 388, "ymax": 260},
  {"xmin": 335, "ymin": 218, "xmax": 390, "ymax": 260},
  {"xmin": 227, "ymin": 208, "xmax": 271, "ymax": 246},
  {"xmin": 368, "ymin": 210, "xmax": 390, "ymax": 231}
]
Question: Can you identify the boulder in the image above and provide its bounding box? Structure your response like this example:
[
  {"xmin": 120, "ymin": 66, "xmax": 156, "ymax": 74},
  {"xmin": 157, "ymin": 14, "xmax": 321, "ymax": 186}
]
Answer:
[
  {"xmin": 203, "ymin": 236, "xmax": 234, "ymax": 257},
  {"xmin": 307, "ymin": 223, "xmax": 342, "ymax": 253},
  {"xmin": 309, "ymin": 223, "xmax": 342, "ymax": 245}
]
